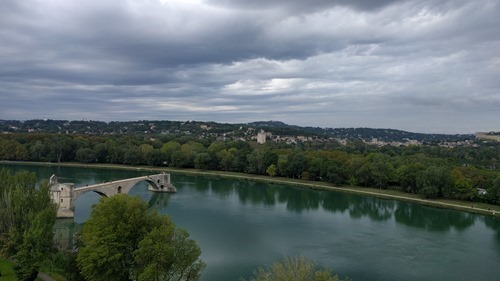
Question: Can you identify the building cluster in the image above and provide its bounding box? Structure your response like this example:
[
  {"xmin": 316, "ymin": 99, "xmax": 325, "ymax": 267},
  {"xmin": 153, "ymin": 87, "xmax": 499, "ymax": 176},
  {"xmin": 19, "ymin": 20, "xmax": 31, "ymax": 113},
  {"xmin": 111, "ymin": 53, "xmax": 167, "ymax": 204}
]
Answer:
[
  {"xmin": 364, "ymin": 138, "xmax": 422, "ymax": 147},
  {"xmin": 439, "ymin": 140, "xmax": 479, "ymax": 148}
]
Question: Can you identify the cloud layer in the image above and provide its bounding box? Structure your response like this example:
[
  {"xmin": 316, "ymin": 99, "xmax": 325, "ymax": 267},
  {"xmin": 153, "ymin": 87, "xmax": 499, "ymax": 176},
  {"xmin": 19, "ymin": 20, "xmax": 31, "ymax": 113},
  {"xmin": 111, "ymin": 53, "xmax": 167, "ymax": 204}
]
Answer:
[{"xmin": 1, "ymin": 0, "xmax": 499, "ymax": 133}]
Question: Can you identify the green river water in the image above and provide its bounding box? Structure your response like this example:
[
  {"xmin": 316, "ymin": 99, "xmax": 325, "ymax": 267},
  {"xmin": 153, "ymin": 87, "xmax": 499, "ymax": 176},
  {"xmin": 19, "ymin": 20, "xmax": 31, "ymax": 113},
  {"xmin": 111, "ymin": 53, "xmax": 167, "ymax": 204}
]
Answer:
[{"xmin": 2, "ymin": 163, "xmax": 500, "ymax": 281}]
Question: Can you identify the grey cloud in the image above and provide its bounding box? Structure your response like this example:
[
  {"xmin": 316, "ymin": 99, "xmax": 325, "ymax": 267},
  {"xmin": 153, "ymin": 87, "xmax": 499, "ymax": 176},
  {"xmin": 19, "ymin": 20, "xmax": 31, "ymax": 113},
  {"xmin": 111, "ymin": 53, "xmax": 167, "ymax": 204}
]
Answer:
[
  {"xmin": 208, "ymin": 0, "xmax": 408, "ymax": 12},
  {"xmin": 0, "ymin": 0, "xmax": 499, "ymax": 133}
]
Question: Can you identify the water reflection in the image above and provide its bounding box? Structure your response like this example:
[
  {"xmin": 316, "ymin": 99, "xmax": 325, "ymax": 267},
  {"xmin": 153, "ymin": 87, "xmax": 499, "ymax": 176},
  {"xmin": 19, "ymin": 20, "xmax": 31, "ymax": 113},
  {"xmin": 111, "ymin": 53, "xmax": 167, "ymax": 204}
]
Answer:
[
  {"xmin": 394, "ymin": 203, "xmax": 475, "ymax": 232},
  {"xmin": 238, "ymin": 182, "xmax": 278, "ymax": 206},
  {"xmin": 53, "ymin": 219, "xmax": 82, "ymax": 251},
  {"xmin": 186, "ymin": 176, "xmax": 489, "ymax": 233},
  {"xmin": 484, "ymin": 216, "xmax": 500, "ymax": 243},
  {"xmin": 349, "ymin": 197, "xmax": 395, "ymax": 221},
  {"xmin": 278, "ymin": 186, "xmax": 322, "ymax": 213},
  {"xmin": 148, "ymin": 192, "xmax": 172, "ymax": 209}
]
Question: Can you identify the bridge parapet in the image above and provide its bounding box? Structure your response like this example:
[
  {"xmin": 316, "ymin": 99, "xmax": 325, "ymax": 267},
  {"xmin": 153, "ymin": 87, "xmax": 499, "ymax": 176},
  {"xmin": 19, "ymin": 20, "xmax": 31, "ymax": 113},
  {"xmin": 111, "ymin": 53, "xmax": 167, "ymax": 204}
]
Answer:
[{"xmin": 49, "ymin": 172, "xmax": 176, "ymax": 218}]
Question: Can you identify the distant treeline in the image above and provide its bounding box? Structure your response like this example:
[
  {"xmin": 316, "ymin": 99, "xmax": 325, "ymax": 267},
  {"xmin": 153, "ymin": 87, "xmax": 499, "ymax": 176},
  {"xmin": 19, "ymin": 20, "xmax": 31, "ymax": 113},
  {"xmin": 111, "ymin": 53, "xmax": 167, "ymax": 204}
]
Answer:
[{"xmin": 0, "ymin": 133, "xmax": 498, "ymax": 205}]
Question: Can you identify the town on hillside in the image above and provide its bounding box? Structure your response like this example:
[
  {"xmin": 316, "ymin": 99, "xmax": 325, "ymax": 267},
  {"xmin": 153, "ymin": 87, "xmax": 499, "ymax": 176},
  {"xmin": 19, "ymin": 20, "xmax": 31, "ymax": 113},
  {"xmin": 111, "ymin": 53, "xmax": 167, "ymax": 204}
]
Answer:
[{"xmin": 1, "ymin": 119, "xmax": 496, "ymax": 148}]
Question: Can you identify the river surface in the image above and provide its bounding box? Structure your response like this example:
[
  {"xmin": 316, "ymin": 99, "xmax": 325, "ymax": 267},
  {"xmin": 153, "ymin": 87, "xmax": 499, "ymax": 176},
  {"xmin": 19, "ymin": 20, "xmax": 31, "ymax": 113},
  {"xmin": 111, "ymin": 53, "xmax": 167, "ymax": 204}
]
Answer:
[{"xmin": 2, "ymin": 163, "xmax": 500, "ymax": 281}]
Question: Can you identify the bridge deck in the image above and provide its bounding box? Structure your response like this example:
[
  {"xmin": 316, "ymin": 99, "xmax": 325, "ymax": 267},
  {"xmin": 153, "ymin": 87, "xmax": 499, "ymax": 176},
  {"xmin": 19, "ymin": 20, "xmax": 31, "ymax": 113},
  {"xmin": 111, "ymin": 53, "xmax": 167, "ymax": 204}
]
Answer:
[{"xmin": 74, "ymin": 175, "xmax": 154, "ymax": 192}]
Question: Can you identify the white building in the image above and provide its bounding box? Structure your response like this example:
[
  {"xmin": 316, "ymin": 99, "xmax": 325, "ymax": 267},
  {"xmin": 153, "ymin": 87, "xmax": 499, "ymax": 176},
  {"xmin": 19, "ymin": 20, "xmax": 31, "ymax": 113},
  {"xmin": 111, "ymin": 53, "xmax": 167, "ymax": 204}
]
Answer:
[{"xmin": 257, "ymin": 130, "xmax": 267, "ymax": 144}]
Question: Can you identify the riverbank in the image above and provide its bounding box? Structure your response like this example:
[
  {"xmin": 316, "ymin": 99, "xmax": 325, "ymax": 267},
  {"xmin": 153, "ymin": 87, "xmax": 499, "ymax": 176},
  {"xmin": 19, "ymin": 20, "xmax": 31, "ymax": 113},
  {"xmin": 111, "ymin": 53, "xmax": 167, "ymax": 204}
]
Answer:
[{"xmin": 1, "ymin": 160, "xmax": 499, "ymax": 217}]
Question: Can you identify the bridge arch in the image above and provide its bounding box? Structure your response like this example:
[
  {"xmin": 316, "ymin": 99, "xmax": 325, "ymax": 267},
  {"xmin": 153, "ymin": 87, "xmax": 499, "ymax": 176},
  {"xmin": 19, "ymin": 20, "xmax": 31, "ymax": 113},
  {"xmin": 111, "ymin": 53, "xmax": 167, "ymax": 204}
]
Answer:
[
  {"xmin": 51, "ymin": 173, "xmax": 176, "ymax": 218},
  {"xmin": 92, "ymin": 190, "xmax": 108, "ymax": 197}
]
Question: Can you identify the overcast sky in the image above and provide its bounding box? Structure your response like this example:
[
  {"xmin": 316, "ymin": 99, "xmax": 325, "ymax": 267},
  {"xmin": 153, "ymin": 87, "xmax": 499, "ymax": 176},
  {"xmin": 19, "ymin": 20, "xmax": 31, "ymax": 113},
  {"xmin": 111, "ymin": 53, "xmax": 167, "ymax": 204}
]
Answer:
[{"xmin": 1, "ymin": 0, "xmax": 499, "ymax": 133}]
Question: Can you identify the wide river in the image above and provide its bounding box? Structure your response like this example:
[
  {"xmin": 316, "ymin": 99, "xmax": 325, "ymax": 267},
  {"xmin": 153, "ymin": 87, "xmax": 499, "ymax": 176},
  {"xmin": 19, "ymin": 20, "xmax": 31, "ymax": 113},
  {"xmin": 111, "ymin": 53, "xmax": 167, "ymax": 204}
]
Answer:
[{"xmin": 2, "ymin": 163, "xmax": 500, "ymax": 281}]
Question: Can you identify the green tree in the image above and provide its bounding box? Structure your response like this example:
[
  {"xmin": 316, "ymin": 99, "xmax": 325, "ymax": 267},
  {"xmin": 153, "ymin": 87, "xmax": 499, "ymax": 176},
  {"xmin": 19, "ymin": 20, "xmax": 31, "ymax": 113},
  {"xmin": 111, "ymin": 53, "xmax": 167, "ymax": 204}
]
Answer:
[
  {"xmin": 485, "ymin": 175, "xmax": 500, "ymax": 205},
  {"xmin": 0, "ymin": 169, "xmax": 56, "ymax": 280},
  {"xmin": 15, "ymin": 207, "xmax": 57, "ymax": 281},
  {"xmin": 107, "ymin": 144, "xmax": 125, "ymax": 164},
  {"xmin": 144, "ymin": 149, "xmax": 167, "ymax": 166},
  {"xmin": 217, "ymin": 149, "xmax": 234, "ymax": 171},
  {"xmin": 323, "ymin": 160, "xmax": 348, "ymax": 185},
  {"xmin": 277, "ymin": 156, "xmax": 288, "ymax": 177},
  {"xmin": 246, "ymin": 150, "xmax": 261, "ymax": 174},
  {"xmin": 0, "ymin": 139, "xmax": 21, "ymax": 160},
  {"xmin": 451, "ymin": 168, "xmax": 476, "ymax": 200},
  {"xmin": 243, "ymin": 256, "xmax": 348, "ymax": 281},
  {"xmin": 161, "ymin": 141, "xmax": 182, "ymax": 166},
  {"xmin": 123, "ymin": 146, "xmax": 144, "ymax": 165},
  {"xmin": 77, "ymin": 195, "xmax": 204, "ymax": 281},
  {"xmin": 170, "ymin": 150, "xmax": 186, "ymax": 168},
  {"xmin": 194, "ymin": 153, "xmax": 212, "ymax": 170},
  {"xmin": 370, "ymin": 154, "xmax": 394, "ymax": 189},
  {"xmin": 417, "ymin": 166, "xmax": 452, "ymax": 199},
  {"xmin": 307, "ymin": 157, "xmax": 323, "ymax": 181},
  {"xmin": 180, "ymin": 142, "xmax": 205, "ymax": 168},
  {"xmin": 285, "ymin": 150, "xmax": 306, "ymax": 179},
  {"xmin": 75, "ymin": 148, "xmax": 97, "ymax": 163},
  {"xmin": 93, "ymin": 142, "xmax": 109, "ymax": 163},
  {"xmin": 140, "ymin": 144, "xmax": 155, "ymax": 156},
  {"xmin": 29, "ymin": 140, "xmax": 44, "ymax": 161},
  {"xmin": 246, "ymin": 149, "xmax": 278, "ymax": 175},
  {"xmin": 134, "ymin": 225, "xmax": 205, "ymax": 281},
  {"xmin": 46, "ymin": 136, "xmax": 75, "ymax": 163},
  {"xmin": 396, "ymin": 163, "xmax": 425, "ymax": 193},
  {"xmin": 266, "ymin": 164, "xmax": 277, "ymax": 177},
  {"xmin": 207, "ymin": 142, "xmax": 224, "ymax": 154}
]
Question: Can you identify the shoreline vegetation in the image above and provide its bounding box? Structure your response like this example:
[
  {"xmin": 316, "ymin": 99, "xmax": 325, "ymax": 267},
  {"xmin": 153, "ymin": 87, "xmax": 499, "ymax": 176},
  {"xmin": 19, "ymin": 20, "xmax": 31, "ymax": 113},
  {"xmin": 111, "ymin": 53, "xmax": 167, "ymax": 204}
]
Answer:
[{"xmin": 2, "ymin": 160, "xmax": 499, "ymax": 217}]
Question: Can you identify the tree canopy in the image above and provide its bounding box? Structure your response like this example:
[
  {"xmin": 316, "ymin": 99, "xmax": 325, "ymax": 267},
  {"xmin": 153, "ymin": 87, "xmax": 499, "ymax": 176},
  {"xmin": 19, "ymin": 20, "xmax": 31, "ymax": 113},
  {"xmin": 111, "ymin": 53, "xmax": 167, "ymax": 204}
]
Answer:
[{"xmin": 76, "ymin": 194, "xmax": 205, "ymax": 281}]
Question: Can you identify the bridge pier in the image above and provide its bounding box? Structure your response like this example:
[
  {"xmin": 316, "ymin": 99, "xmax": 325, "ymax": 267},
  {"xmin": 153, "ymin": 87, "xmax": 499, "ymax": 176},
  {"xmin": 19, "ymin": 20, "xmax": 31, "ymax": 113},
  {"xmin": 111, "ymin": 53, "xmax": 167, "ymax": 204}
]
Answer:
[{"xmin": 49, "ymin": 172, "xmax": 176, "ymax": 218}]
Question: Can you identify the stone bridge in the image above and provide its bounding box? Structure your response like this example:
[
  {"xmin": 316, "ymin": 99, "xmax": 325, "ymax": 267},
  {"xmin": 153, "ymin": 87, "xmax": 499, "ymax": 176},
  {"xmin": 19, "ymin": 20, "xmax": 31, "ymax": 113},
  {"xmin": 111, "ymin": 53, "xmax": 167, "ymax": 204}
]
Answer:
[{"xmin": 50, "ymin": 173, "xmax": 176, "ymax": 218}]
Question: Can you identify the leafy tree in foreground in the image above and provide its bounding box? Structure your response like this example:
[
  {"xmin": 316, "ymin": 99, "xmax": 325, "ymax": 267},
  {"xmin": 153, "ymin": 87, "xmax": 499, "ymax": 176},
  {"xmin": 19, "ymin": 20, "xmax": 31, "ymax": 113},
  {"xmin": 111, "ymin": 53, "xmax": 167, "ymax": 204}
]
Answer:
[
  {"xmin": 134, "ymin": 225, "xmax": 205, "ymax": 281},
  {"xmin": 77, "ymin": 194, "xmax": 205, "ymax": 281},
  {"xmin": 15, "ymin": 207, "xmax": 57, "ymax": 281},
  {"xmin": 242, "ymin": 256, "xmax": 350, "ymax": 281},
  {"xmin": 0, "ymin": 169, "xmax": 57, "ymax": 281}
]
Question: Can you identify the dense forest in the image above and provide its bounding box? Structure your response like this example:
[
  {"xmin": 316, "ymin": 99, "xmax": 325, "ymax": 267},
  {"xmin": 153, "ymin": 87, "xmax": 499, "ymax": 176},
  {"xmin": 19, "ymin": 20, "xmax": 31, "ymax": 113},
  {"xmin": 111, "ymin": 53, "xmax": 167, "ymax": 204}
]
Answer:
[{"xmin": 0, "ymin": 131, "xmax": 498, "ymax": 205}]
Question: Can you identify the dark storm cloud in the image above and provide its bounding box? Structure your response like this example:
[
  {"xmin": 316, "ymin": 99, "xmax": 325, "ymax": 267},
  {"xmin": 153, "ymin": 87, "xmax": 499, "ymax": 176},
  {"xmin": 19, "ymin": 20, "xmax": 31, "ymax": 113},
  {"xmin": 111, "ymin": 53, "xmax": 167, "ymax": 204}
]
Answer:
[{"xmin": 0, "ymin": 0, "xmax": 499, "ymax": 133}]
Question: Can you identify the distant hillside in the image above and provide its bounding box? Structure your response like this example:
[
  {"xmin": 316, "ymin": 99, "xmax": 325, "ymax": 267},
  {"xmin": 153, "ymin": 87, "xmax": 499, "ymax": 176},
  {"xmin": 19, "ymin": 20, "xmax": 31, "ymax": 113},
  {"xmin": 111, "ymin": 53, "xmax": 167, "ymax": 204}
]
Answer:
[
  {"xmin": 325, "ymin": 127, "xmax": 473, "ymax": 143},
  {"xmin": 248, "ymin": 121, "xmax": 288, "ymax": 127},
  {"xmin": 247, "ymin": 121, "xmax": 473, "ymax": 143},
  {"xmin": 0, "ymin": 119, "xmax": 474, "ymax": 143}
]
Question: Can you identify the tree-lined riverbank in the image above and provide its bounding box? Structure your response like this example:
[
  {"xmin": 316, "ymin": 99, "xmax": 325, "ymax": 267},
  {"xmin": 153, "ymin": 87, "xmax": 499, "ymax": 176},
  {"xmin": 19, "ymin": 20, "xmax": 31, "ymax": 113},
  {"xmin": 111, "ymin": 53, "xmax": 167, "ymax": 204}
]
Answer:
[
  {"xmin": 1, "ymin": 132, "xmax": 499, "ymax": 206},
  {"xmin": 2, "ymin": 161, "xmax": 498, "ymax": 217}
]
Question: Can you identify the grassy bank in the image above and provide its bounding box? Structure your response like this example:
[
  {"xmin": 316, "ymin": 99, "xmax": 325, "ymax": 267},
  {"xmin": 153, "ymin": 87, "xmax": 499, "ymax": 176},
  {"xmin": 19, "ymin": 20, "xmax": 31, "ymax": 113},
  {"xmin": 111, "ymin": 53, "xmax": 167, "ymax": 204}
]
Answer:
[
  {"xmin": 1, "ymin": 160, "xmax": 499, "ymax": 217},
  {"xmin": 0, "ymin": 260, "xmax": 45, "ymax": 281},
  {"xmin": 0, "ymin": 260, "xmax": 16, "ymax": 281}
]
